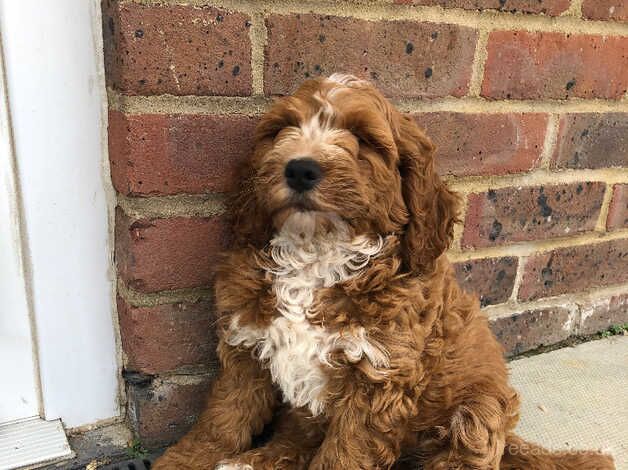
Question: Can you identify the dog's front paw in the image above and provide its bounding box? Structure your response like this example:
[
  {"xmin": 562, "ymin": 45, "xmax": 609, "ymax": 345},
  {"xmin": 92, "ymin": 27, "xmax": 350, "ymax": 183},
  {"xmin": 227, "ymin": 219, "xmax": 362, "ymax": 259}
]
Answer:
[{"xmin": 215, "ymin": 461, "xmax": 253, "ymax": 470}]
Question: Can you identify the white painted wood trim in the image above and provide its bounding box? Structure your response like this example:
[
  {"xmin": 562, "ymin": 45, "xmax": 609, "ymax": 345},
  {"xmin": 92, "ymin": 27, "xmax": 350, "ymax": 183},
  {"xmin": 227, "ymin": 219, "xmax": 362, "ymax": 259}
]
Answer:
[
  {"xmin": 0, "ymin": 0, "xmax": 120, "ymax": 427},
  {"xmin": 0, "ymin": 29, "xmax": 41, "ymax": 425}
]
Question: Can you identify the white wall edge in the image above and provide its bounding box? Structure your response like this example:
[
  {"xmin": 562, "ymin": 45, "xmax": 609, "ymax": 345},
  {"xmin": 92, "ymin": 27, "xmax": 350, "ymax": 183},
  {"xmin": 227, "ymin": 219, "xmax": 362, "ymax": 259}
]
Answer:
[
  {"xmin": 0, "ymin": 29, "xmax": 43, "ymax": 423},
  {"xmin": 88, "ymin": 0, "xmax": 127, "ymax": 425},
  {"xmin": 0, "ymin": 0, "xmax": 121, "ymax": 427}
]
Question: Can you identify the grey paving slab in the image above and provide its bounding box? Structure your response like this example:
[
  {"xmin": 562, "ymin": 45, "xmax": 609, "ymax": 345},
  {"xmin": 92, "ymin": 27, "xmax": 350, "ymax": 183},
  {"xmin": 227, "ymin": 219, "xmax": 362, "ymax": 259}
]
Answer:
[{"xmin": 510, "ymin": 336, "xmax": 628, "ymax": 469}]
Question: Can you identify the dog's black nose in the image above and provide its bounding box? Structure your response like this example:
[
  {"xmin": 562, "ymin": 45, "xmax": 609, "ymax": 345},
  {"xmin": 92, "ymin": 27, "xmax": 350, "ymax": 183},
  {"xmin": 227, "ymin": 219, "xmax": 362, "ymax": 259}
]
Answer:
[{"xmin": 284, "ymin": 158, "xmax": 323, "ymax": 192}]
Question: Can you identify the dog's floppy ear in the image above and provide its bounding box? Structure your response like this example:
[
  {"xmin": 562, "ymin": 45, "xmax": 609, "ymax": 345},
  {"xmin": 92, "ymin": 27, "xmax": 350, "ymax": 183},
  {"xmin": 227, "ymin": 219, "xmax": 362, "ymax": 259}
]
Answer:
[
  {"xmin": 229, "ymin": 134, "xmax": 275, "ymax": 250},
  {"xmin": 395, "ymin": 115, "xmax": 460, "ymax": 274},
  {"xmin": 229, "ymin": 166, "xmax": 270, "ymax": 249},
  {"xmin": 229, "ymin": 96, "xmax": 304, "ymax": 249}
]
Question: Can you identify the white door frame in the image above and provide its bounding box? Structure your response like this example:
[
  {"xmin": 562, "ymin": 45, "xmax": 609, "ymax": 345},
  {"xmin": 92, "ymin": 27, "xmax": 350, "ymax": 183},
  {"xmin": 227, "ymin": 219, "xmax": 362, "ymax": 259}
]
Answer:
[
  {"xmin": 0, "ymin": 0, "xmax": 120, "ymax": 428},
  {"xmin": 0, "ymin": 32, "xmax": 41, "ymax": 425}
]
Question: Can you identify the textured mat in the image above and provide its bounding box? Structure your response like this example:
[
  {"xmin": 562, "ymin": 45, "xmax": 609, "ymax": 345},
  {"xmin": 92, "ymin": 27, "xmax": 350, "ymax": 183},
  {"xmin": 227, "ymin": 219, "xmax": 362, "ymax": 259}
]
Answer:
[{"xmin": 510, "ymin": 336, "xmax": 628, "ymax": 469}]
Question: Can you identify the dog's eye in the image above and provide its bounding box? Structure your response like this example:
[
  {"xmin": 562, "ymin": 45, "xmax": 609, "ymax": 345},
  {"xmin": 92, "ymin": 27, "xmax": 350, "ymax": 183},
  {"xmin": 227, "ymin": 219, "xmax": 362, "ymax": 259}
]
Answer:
[{"xmin": 272, "ymin": 127, "xmax": 293, "ymax": 141}]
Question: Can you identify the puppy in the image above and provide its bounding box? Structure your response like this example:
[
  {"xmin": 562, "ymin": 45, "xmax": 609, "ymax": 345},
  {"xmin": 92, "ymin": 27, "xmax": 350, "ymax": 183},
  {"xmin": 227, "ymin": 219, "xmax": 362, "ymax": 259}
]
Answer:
[{"xmin": 153, "ymin": 75, "xmax": 614, "ymax": 470}]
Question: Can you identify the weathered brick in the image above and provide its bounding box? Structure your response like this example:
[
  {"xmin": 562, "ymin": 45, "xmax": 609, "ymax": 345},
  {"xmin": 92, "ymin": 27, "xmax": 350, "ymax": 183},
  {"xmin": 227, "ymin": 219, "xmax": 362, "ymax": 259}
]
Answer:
[
  {"xmin": 115, "ymin": 208, "xmax": 230, "ymax": 293},
  {"xmin": 117, "ymin": 296, "xmax": 218, "ymax": 374},
  {"xmin": 462, "ymin": 183, "xmax": 605, "ymax": 248},
  {"xmin": 108, "ymin": 111, "xmax": 257, "ymax": 195},
  {"xmin": 102, "ymin": 1, "xmax": 252, "ymax": 95},
  {"xmin": 552, "ymin": 113, "xmax": 628, "ymax": 170},
  {"xmin": 607, "ymin": 184, "xmax": 628, "ymax": 231},
  {"xmin": 518, "ymin": 239, "xmax": 628, "ymax": 301},
  {"xmin": 582, "ymin": 0, "xmax": 628, "ymax": 21},
  {"xmin": 490, "ymin": 307, "xmax": 573, "ymax": 357},
  {"xmin": 395, "ymin": 0, "xmax": 570, "ymax": 15},
  {"xmin": 454, "ymin": 257, "xmax": 518, "ymax": 307},
  {"xmin": 127, "ymin": 375, "xmax": 212, "ymax": 447},
  {"xmin": 415, "ymin": 113, "xmax": 547, "ymax": 177},
  {"xmin": 481, "ymin": 31, "xmax": 628, "ymax": 100},
  {"xmin": 579, "ymin": 293, "xmax": 628, "ymax": 335},
  {"xmin": 264, "ymin": 14, "xmax": 477, "ymax": 98}
]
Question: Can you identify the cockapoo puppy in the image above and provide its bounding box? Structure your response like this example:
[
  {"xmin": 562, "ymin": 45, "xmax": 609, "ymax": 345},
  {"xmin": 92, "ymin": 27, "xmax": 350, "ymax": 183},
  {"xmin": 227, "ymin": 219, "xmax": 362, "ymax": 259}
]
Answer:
[{"xmin": 153, "ymin": 75, "xmax": 614, "ymax": 470}]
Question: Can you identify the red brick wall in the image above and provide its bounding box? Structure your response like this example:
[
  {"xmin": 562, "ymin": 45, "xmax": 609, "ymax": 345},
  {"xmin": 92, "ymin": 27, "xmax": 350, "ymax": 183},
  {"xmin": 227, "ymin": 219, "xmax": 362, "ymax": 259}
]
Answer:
[{"xmin": 102, "ymin": 0, "xmax": 628, "ymax": 447}]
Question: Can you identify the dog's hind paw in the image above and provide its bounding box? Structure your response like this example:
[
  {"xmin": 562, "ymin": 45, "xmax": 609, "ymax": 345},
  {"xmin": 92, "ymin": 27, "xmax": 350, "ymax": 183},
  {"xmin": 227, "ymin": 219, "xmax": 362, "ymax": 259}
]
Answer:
[{"xmin": 214, "ymin": 461, "xmax": 253, "ymax": 470}]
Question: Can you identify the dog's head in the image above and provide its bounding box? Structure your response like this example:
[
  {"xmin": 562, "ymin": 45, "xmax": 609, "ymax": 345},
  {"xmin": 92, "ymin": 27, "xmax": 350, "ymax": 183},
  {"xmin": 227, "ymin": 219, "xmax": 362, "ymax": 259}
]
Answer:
[{"xmin": 231, "ymin": 74, "xmax": 459, "ymax": 274}]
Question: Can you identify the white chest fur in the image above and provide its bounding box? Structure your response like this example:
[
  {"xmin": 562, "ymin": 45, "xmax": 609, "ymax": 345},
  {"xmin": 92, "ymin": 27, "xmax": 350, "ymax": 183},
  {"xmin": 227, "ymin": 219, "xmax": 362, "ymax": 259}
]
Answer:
[{"xmin": 225, "ymin": 213, "xmax": 388, "ymax": 416}]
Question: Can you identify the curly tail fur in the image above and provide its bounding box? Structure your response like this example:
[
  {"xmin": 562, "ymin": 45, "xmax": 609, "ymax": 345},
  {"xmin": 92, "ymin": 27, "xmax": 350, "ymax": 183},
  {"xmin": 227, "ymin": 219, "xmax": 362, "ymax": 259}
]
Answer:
[{"xmin": 500, "ymin": 434, "xmax": 615, "ymax": 470}]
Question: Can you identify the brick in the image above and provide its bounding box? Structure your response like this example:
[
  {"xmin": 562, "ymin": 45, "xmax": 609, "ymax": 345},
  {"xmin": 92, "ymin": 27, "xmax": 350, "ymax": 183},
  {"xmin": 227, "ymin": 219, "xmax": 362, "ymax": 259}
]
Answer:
[
  {"xmin": 115, "ymin": 208, "xmax": 231, "ymax": 293},
  {"xmin": 108, "ymin": 111, "xmax": 257, "ymax": 195},
  {"xmin": 462, "ymin": 183, "xmax": 606, "ymax": 248},
  {"xmin": 395, "ymin": 0, "xmax": 570, "ymax": 15},
  {"xmin": 582, "ymin": 0, "xmax": 628, "ymax": 21},
  {"xmin": 490, "ymin": 307, "xmax": 573, "ymax": 357},
  {"xmin": 102, "ymin": 1, "xmax": 252, "ymax": 96},
  {"xmin": 415, "ymin": 113, "xmax": 547, "ymax": 177},
  {"xmin": 454, "ymin": 257, "xmax": 518, "ymax": 307},
  {"xmin": 607, "ymin": 184, "xmax": 628, "ymax": 231},
  {"xmin": 518, "ymin": 239, "xmax": 628, "ymax": 301},
  {"xmin": 481, "ymin": 31, "xmax": 628, "ymax": 100},
  {"xmin": 117, "ymin": 296, "xmax": 218, "ymax": 374},
  {"xmin": 552, "ymin": 113, "xmax": 628, "ymax": 170},
  {"xmin": 579, "ymin": 293, "xmax": 628, "ymax": 335},
  {"xmin": 127, "ymin": 375, "xmax": 213, "ymax": 447},
  {"xmin": 264, "ymin": 14, "xmax": 477, "ymax": 98}
]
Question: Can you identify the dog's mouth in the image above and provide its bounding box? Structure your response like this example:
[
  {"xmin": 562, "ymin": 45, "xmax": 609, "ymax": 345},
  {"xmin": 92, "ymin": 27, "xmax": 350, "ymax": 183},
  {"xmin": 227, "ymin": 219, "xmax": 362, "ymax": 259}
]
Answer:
[
  {"xmin": 271, "ymin": 200, "xmax": 315, "ymax": 230},
  {"xmin": 273, "ymin": 208, "xmax": 352, "ymax": 244},
  {"xmin": 273, "ymin": 193, "xmax": 319, "ymax": 214},
  {"xmin": 270, "ymin": 193, "xmax": 350, "ymax": 237},
  {"xmin": 286, "ymin": 200, "xmax": 317, "ymax": 212}
]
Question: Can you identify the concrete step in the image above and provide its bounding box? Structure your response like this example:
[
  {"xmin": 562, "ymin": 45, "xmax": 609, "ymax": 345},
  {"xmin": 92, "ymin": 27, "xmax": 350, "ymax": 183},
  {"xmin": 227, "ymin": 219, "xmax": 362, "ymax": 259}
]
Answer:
[{"xmin": 510, "ymin": 335, "xmax": 628, "ymax": 469}]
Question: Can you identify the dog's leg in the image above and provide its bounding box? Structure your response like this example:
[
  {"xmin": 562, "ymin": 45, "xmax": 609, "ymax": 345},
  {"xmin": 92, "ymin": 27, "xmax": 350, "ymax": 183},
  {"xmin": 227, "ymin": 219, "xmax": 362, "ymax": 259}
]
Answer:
[
  {"xmin": 421, "ymin": 426, "xmax": 616, "ymax": 470},
  {"xmin": 308, "ymin": 385, "xmax": 414, "ymax": 470},
  {"xmin": 217, "ymin": 408, "xmax": 325, "ymax": 470},
  {"xmin": 420, "ymin": 395, "xmax": 513, "ymax": 470},
  {"xmin": 500, "ymin": 434, "xmax": 615, "ymax": 470},
  {"xmin": 152, "ymin": 342, "xmax": 277, "ymax": 470}
]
